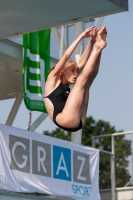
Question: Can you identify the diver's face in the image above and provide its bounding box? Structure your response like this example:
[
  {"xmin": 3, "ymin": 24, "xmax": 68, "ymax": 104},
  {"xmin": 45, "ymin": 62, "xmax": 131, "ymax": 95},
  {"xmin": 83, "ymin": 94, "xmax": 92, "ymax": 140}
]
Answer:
[{"xmin": 63, "ymin": 63, "xmax": 78, "ymax": 84}]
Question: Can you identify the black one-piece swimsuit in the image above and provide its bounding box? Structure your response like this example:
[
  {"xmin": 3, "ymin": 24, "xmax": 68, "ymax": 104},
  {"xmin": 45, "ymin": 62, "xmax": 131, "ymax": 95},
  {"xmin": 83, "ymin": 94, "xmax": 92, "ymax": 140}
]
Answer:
[{"xmin": 44, "ymin": 83, "xmax": 82, "ymax": 132}]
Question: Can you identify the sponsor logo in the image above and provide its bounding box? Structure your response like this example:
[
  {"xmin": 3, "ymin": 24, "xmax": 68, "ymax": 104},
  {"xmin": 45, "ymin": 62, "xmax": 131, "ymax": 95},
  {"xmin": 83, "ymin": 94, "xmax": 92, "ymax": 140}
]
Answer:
[
  {"xmin": 65, "ymin": 90, "xmax": 70, "ymax": 96},
  {"xmin": 9, "ymin": 135, "xmax": 91, "ymax": 189}
]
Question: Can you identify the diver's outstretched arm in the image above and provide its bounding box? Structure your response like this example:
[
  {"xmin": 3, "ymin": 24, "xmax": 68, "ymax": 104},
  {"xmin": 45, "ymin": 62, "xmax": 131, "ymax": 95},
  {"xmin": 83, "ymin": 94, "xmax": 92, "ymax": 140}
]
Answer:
[
  {"xmin": 78, "ymin": 27, "xmax": 101, "ymax": 73},
  {"xmin": 49, "ymin": 26, "xmax": 96, "ymax": 78}
]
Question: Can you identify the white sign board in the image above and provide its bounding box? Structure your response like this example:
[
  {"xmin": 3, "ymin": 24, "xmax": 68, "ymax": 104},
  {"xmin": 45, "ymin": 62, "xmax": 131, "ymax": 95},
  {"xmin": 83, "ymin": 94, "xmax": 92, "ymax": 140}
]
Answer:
[{"xmin": 0, "ymin": 124, "xmax": 100, "ymax": 200}]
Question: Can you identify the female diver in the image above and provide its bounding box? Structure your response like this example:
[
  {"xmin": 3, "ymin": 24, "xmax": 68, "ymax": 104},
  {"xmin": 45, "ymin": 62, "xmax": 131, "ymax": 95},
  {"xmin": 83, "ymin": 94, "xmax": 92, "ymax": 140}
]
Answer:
[{"xmin": 44, "ymin": 26, "xmax": 107, "ymax": 132}]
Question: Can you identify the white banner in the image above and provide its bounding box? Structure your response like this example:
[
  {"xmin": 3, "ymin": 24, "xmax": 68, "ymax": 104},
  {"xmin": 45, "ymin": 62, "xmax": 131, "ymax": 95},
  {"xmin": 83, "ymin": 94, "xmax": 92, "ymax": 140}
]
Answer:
[{"xmin": 0, "ymin": 124, "xmax": 100, "ymax": 200}]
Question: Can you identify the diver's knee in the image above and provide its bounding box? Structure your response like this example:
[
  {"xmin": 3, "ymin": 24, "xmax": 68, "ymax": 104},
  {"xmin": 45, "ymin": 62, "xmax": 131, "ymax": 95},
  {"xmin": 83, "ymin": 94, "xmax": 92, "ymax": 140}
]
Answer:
[{"xmin": 76, "ymin": 75, "xmax": 88, "ymax": 88}]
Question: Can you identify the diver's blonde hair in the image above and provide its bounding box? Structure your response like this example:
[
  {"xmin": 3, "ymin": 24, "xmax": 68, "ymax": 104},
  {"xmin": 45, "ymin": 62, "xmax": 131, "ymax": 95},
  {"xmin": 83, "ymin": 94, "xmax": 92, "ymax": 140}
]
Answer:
[
  {"xmin": 50, "ymin": 60, "xmax": 77, "ymax": 73},
  {"xmin": 63, "ymin": 60, "xmax": 77, "ymax": 70}
]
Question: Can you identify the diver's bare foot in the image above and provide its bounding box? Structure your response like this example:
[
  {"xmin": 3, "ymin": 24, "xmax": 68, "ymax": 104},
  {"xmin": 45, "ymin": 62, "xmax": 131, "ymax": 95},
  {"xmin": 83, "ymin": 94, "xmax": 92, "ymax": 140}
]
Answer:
[{"xmin": 95, "ymin": 26, "xmax": 107, "ymax": 49}]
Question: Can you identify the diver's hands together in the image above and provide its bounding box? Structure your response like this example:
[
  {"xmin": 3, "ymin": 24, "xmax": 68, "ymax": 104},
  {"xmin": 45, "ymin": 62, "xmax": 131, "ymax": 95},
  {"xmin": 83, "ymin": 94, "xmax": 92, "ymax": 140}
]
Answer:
[
  {"xmin": 81, "ymin": 26, "xmax": 97, "ymax": 40},
  {"xmin": 81, "ymin": 26, "xmax": 107, "ymax": 44}
]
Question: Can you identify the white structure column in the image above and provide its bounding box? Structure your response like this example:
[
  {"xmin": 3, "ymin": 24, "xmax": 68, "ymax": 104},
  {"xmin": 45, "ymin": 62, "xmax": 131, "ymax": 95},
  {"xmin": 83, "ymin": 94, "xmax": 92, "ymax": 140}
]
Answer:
[
  {"xmin": 96, "ymin": 17, "xmax": 104, "ymax": 28},
  {"xmin": 51, "ymin": 27, "xmax": 67, "ymax": 54}
]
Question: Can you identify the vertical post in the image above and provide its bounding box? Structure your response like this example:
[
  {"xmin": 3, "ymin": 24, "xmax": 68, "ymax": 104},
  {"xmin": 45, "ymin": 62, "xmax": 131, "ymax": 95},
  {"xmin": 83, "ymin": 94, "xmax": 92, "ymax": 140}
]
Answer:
[
  {"xmin": 92, "ymin": 138, "xmax": 96, "ymax": 148},
  {"xmin": 96, "ymin": 17, "xmax": 104, "ymax": 28},
  {"xmin": 60, "ymin": 26, "xmax": 65, "ymax": 59},
  {"xmin": 51, "ymin": 27, "xmax": 66, "ymax": 52},
  {"xmin": 74, "ymin": 22, "xmax": 84, "ymax": 64},
  {"xmin": 111, "ymin": 135, "xmax": 116, "ymax": 200},
  {"xmin": 132, "ymin": 149, "xmax": 133, "ymax": 181},
  {"xmin": 71, "ymin": 21, "xmax": 85, "ymax": 145},
  {"xmin": 66, "ymin": 26, "xmax": 68, "ymax": 49}
]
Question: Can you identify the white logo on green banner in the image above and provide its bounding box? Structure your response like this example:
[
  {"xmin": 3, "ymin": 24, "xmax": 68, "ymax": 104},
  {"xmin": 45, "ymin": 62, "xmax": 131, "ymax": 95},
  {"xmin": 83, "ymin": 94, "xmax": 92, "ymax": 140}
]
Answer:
[{"xmin": 23, "ymin": 30, "xmax": 50, "ymax": 112}]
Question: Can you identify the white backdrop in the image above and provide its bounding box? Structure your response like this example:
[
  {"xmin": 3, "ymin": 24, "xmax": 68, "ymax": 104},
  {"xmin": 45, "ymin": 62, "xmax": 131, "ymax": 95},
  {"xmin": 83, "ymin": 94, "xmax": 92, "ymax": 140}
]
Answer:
[{"xmin": 0, "ymin": 124, "xmax": 100, "ymax": 200}]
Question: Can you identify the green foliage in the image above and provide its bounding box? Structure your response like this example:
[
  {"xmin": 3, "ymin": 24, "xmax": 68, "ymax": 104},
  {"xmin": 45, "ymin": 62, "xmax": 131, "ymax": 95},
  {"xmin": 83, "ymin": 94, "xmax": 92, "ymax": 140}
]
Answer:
[
  {"xmin": 44, "ymin": 128, "xmax": 71, "ymax": 141},
  {"xmin": 43, "ymin": 116, "xmax": 131, "ymax": 189}
]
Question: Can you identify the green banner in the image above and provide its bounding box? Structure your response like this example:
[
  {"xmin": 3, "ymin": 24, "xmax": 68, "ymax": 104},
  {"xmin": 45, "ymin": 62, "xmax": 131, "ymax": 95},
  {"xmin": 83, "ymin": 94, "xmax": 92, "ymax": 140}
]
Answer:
[{"xmin": 22, "ymin": 29, "xmax": 50, "ymax": 112}]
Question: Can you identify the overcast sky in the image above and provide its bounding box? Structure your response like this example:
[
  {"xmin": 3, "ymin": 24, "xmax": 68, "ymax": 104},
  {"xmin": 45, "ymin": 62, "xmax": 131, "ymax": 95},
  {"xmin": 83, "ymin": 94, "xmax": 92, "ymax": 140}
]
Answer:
[{"xmin": 0, "ymin": 0, "xmax": 133, "ymax": 134}]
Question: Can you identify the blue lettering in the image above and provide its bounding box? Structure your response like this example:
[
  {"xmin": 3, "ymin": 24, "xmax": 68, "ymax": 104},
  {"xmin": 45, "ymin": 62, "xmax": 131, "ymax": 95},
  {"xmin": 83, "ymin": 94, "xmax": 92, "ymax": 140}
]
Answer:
[
  {"xmin": 75, "ymin": 185, "xmax": 79, "ymax": 194},
  {"xmin": 85, "ymin": 187, "xmax": 89, "ymax": 195},
  {"xmin": 53, "ymin": 146, "xmax": 71, "ymax": 181},
  {"xmin": 79, "ymin": 186, "xmax": 85, "ymax": 195},
  {"xmin": 72, "ymin": 184, "xmax": 75, "ymax": 193},
  {"xmin": 72, "ymin": 184, "xmax": 78, "ymax": 194},
  {"xmin": 71, "ymin": 184, "xmax": 91, "ymax": 196}
]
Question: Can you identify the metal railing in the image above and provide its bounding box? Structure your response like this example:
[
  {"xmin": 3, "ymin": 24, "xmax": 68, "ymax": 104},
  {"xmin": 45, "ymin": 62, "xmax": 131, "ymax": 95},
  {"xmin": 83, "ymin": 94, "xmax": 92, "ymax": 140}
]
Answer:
[{"xmin": 92, "ymin": 131, "xmax": 133, "ymax": 200}]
